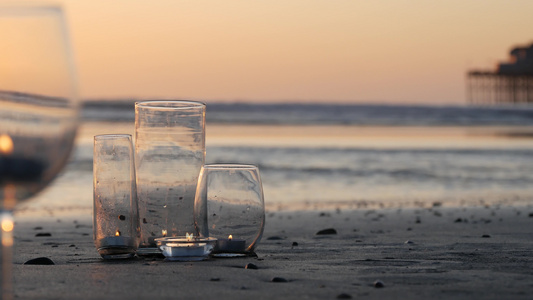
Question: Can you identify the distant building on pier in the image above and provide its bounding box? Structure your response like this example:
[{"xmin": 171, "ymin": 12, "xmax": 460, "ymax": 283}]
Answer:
[{"xmin": 467, "ymin": 42, "xmax": 533, "ymax": 104}]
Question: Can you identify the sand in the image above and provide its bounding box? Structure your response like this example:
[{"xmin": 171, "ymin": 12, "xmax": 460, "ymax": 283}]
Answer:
[{"xmin": 9, "ymin": 204, "xmax": 533, "ymax": 299}]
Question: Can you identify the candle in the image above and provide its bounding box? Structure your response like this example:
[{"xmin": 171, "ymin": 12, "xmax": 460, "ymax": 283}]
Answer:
[
  {"xmin": 215, "ymin": 235, "xmax": 246, "ymax": 253},
  {"xmin": 98, "ymin": 236, "xmax": 134, "ymax": 248},
  {"xmin": 155, "ymin": 234, "xmax": 217, "ymax": 261}
]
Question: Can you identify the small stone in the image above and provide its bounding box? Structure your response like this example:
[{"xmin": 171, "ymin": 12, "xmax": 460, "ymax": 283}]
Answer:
[
  {"xmin": 292, "ymin": 242, "xmax": 298, "ymax": 247},
  {"xmin": 271, "ymin": 277, "xmax": 288, "ymax": 283},
  {"xmin": 142, "ymin": 218, "xmax": 147, "ymax": 224},
  {"xmin": 24, "ymin": 257, "xmax": 55, "ymax": 265},
  {"xmin": 316, "ymin": 228, "xmax": 337, "ymax": 235},
  {"xmin": 373, "ymin": 280, "xmax": 385, "ymax": 288},
  {"xmin": 118, "ymin": 215, "xmax": 126, "ymax": 221},
  {"xmin": 454, "ymin": 218, "xmax": 463, "ymax": 223},
  {"xmin": 210, "ymin": 278, "xmax": 220, "ymax": 282},
  {"xmin": 245, "ymin": 263, "xmax": 258, "ymax": 270},
  {"xmin": 406, "ymin": 227, "xmax": 412, "ymax": 231},
  {"xmin": 528, "ymin": 213, "xmax": 533, "ymax": 217},
  {"xmin": 404, "ymin": 240, "xmax": 414, "ymax": 244},
  {"xmin": 337, "ymin": 293, "xmax": 352, "ymax": 299},
  {"xmin": 481, "ymin": 234, "xmax": 491, "ymax": 238},
  {"xmin": 415, "ymin": 217, "xmax": 421, "ymax": 224},
  {"xmin": 266, "ymin": 236, "xmax": 284, "ymax": 240},
  {"xmin": 69, "ymin": 244, "xmax": 76, "ymax": 247},
  {"xmin": 35, "ymin": 233, "xmax": 51, "ymax": 237}
]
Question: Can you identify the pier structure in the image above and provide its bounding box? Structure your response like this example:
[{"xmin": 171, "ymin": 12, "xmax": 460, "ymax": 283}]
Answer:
[{"xmin": 467, "ymin": 43, "xmax": 533, "ymax": 104}]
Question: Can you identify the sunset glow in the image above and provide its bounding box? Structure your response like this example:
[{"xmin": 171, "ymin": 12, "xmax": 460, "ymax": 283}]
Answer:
[{"xmin": 52, "ymin": 1, "xmax": 533, "ymax": 104}]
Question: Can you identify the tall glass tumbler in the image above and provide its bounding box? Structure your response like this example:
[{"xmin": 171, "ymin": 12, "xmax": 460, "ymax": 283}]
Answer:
[
  {"xmin": 194, "ymin": 164, "xmax": 265, "ymax": 256},
  {"xmin": 93, "ymin": 134, "xmax": 140, "ymax": 259},
  {"xmin": 135, "ymin": 100, "xmax": 206, "ymax": 255}
]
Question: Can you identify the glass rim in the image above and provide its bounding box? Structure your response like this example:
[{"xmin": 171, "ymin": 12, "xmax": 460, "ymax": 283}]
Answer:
[
  {"xmin": 135, "ymin": 100, "xmax": 206, "ymax": 110},
  {"xmin": 94, "ymin": 134, "xmax": 132, "ymax": 140},
  {"xmin": 203, "ymin": 164, "xmax": 258, "ymax": 170}
]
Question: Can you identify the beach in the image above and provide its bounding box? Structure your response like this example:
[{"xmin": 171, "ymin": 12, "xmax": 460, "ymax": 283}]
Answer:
[
  {"xmin": 8, "ymin": 103, "xmax": 533, "ymax": 299},
  {"xmin": 12, "ymin": 204, "xmax": 533, "ymax": 299}
]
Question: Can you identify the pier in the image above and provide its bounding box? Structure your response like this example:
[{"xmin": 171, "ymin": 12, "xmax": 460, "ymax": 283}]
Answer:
[{"xmin": 467, "ymin": 43, "xmax": 533, "ymax": 104}]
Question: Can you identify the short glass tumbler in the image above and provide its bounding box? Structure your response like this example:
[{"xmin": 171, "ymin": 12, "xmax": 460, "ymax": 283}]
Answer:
[
  {"xmin": 135, "ymin": 100, "xmax": 206, "ymax": 255},
  {"xmin": 93, "ymin": 134, "xmax": 140, "ymax": 259},
  {"xmin": 194, "ymin": 164, "xmax": 265, "ymax": 256}
]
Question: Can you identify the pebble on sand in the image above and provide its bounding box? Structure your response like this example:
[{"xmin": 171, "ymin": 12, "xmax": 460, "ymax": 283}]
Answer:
[
  {"xmin": 245, "ymin": 263, "xmax": 258, "ymax": 270},
  {"xmin": 24, "ymin": 257, "xmax": 55, "ymax": 265},
  {"xmin": 316, "ymin": 228, "xmax": 337, "ymax": 235},
  {"xmin": 337, "ymin": 293, "xmax": 352, "ymax": 299},
  {"xmin": 271, "ymin": 277, "xmax": 288, "ymax": 283},
  {"xmin": 35, "ymin": 233, "xmax": 52, "ymax": 237},
  {"xmin": 373, "ymin": 280, "xmax": 385, "ymax": 288},
  {"xmin": 481, "ymin": 234, "xmax": 491, "ymax": 238},
  {"xmin": 292, "ymin": 242, "xmax": 299, "ymax": 247}
]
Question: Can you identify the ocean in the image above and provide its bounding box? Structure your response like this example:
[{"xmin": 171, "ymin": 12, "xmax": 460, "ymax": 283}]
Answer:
[{"xmin": 18, "ymin": 102, "xmax": 533, "ymax": 216}]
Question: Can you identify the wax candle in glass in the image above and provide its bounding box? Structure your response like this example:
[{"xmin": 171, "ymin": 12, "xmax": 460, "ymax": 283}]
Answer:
[
  {"xmin": 155, "ymin": 233, "xmax": 216, "ymax": 261},
  {"xmin": 194, "ymin": 164, "xmax": 265, "ymax": 257},
  {"xmin": 93, "ymin": 135, "xmax": 140, "ymax": 259},
  {"xmin": 135, "ymin": 100, "xmax": 205, "ymax": 256}
]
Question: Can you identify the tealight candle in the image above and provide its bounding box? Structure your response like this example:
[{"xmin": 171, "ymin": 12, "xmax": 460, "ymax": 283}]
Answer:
[
  {"xmin": 155, "ymin": 233, "xmax": 217, "ymax": 261},
  {"xmin": 99, "ymin": 231, "xmax": 134, "ymax": 248},
  {"xmin": 215, "ymin": 235, "xmax": 246, "ymax": 253},
  {"xmin": 95, "ymin": 230, "xmax": 136, "ymax": 259}
]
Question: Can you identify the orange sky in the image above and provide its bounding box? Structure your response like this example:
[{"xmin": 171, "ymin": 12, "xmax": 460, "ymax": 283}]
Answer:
[{"xmin": 54, "ymin": 1, "xmax": 533, "ymax": 104}]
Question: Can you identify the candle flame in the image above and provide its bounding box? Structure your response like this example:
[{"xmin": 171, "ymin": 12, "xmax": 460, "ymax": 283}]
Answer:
[
  {"xmin": 228, "ymin": 235, "xmax": 233, "ymax": 240},
  {"xmin": 162, "ymin": 229, "xmax": 167, "ymax": 237},
  {"xmin": 0, "ymin": 134, "xmax": 14, "ymax": 155},
  {"xmin": 115, "ymin": 230, "xmax": 121, "ymax": 236},
  {"xmin": 186, "ymin": 232, "xmax": 194, "ymax": 241}
]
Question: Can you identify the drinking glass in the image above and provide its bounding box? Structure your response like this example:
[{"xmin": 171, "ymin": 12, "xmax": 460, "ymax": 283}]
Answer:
[
  {"xmin": 194, "ymin": 164, "xmax": 265, "ymax": 257},
  {"xmin": 0, "ymin": 4, "xmax": 78, "ymax": 298},
  {"xmin": 93, "ymin": 135, "xmax": 140, "ymax": 259},
  {"xmin": 135, "ymin": 100, "xmax": 205, "ymax": 255}
]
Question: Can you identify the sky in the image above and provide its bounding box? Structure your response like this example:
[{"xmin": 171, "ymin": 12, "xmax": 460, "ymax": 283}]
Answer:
[{"xmin": 52, "ymin": 1, "xmax": 533, "ymax": 104}]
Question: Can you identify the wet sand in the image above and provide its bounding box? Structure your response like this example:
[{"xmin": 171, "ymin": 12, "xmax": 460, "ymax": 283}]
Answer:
[
  {"xmin": 12, "ymin": 204, "xmax": 533, "ymax": 299},
  {"xmin": 77, "ymin": 121, "xmax": 533, "ymax": 149}
]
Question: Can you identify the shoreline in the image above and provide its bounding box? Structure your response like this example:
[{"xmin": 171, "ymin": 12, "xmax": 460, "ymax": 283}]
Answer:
[{"xmin": 76, "ymin": 121, "xmax": 533, "ymax": 149}]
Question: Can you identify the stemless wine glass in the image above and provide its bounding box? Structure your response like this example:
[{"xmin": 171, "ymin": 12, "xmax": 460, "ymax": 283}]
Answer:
[
  {"xmin": 0, "ymin": 5, "xmax": 78, "ymax": 298},
  {"xmin": 194, "ymin": 164, "xmax": 265, "ymax": 257}
]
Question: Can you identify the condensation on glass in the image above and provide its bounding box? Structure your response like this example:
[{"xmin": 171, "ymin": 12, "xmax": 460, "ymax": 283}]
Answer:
[
  {"xmin": 93, "ymin": 134, "xmax": 140, "ymax": 259},
  {"xmin": 135, "ymin": 100, "xmax": 205, "ymax": 255},
  {"xmin": 194, "ymin": 164, "xmax": 265, "ymax": 256}
]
